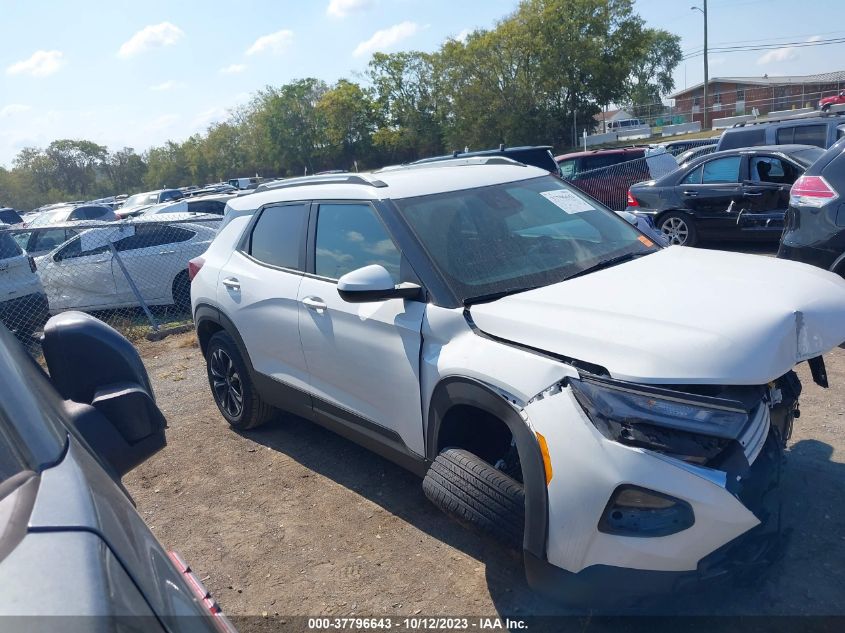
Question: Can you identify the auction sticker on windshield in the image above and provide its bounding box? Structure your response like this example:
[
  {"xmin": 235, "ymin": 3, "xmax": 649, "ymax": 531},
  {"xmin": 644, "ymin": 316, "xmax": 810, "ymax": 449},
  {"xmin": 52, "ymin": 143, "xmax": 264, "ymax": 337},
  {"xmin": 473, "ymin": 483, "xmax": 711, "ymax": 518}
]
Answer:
[{"xmin": 539, "ymin": 189, "xmax": 595, "ymax": 213}]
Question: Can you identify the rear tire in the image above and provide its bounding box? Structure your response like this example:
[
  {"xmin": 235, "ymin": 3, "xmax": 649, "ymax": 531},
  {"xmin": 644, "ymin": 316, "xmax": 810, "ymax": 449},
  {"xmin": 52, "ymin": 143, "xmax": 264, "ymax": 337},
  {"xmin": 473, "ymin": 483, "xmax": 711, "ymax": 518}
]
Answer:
[
  {"xmin": 206, "ymin": 331, "xmax": 275, "ymax": 430},
  {"xmin": 423, "ymin": 448, "xmax": 524, "ymax": 548},
  {"xmin": 172, "ymin": 271, "xmax": 191, "ymax": 313},
  {"xmin": 822, "ymin": 103, "xmax": 831, "ymax": 112},
  {"xmin": 658, "ymin": 211, "xmax": 698, "ymax": 246}
]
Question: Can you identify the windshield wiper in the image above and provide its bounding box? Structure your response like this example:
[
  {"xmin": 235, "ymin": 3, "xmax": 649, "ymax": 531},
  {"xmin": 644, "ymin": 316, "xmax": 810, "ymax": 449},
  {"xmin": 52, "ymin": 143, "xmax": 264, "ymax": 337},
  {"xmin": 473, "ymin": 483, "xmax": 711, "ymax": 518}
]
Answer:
[
  {"xmin": 564, "ymin": 251, "xmax": 650, "ymax": 282},
  {"xmin": 463, "ymin": 285, "xmax": 543, "ymax": 306}
]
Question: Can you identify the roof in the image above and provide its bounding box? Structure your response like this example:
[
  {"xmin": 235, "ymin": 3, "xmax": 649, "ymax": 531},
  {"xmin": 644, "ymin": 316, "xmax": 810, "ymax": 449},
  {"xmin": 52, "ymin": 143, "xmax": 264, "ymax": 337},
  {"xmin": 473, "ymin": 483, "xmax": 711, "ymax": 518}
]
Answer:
[
  {"xmin": 226, "ymin": 162, "xmax": 549, "ymax": 213},
  {"xmin": 555, "ymin": 147, "xmax": 647, "ymax": 161},
  {"xmin": 669, "ymin": 70, "xmax": 845, "ymax": 99}
]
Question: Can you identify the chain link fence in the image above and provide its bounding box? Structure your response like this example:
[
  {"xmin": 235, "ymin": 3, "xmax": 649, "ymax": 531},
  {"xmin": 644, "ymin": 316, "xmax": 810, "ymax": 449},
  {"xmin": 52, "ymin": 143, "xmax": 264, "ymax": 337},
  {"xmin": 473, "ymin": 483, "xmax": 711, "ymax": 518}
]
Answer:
[
  {"xmin": 560, "ymin": 151, "xmax": 684, "ymax": 211},
  {"xmin": 0, "ymin": 215, "xmax": 222, "ymax": 348}
]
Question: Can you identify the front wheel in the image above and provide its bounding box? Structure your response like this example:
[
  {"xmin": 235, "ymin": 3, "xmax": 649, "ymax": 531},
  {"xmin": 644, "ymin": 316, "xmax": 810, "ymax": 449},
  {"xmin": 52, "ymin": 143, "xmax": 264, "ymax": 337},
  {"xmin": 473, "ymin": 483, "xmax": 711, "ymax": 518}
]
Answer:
[
  {"xmin": 659, "ymin": 212, "xmax": 698, "ymax": 247},
  {"xmin": 206, "ymin": 331, "xmax": 275, "ymax": 430},
  {"xmin": 821, "ymin": 103, "xmax": 831, "ymax": 112},
  {"xmin": 172, "ymin": 271, "xmax": 191, "ymax": 313}
]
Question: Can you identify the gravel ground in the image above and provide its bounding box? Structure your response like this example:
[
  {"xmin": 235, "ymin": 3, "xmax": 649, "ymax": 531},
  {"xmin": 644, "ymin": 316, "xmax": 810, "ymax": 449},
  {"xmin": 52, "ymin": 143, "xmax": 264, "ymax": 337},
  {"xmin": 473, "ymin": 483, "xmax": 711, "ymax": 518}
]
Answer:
[{"xmin": 123, "ymin": 249, "xmax": 844, "ymax": 625}]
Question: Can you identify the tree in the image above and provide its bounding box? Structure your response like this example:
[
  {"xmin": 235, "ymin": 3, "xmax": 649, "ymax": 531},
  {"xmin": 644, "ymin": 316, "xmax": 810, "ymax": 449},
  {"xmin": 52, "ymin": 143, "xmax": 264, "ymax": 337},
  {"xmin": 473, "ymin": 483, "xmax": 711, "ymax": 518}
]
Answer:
[
  {"xmin": 44, "ymin": 139, "xmax": 108, "ymax": 196},
  {"xmin": 105, "ymin": 147, "xmax": 146, "ymax": 194},
  {"xmin": 626, "ymin": 29, "xmax": 682, "ymax": 116},
  {"xmin": 317, "ymin": 79, "xmax": 376, "ymax": 169}
]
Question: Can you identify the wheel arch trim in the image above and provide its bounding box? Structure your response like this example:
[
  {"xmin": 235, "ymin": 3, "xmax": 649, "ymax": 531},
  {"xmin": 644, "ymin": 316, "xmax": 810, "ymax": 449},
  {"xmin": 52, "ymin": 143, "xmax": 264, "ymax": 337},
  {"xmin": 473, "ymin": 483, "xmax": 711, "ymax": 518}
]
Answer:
[{"xmin": 426, "ymin": 376, "xmax": 549, "ymax": 558}]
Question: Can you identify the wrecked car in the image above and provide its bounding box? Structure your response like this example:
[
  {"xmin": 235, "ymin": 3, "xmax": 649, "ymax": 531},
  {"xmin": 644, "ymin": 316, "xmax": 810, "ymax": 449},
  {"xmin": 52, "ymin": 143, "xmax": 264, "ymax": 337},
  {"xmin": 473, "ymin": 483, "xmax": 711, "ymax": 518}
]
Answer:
[{"xmin": 189, "ymin": 159, "xmax": 845, "ymax": 605}]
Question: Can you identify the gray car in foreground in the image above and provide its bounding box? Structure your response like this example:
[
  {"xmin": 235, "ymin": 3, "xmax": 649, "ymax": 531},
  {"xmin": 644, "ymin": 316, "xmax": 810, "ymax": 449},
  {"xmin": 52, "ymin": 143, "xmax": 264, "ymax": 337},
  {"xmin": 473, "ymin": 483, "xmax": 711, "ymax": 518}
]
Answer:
[{"xmin": 0, "ymin": 312, "xmax": 235, "ymax": 633}]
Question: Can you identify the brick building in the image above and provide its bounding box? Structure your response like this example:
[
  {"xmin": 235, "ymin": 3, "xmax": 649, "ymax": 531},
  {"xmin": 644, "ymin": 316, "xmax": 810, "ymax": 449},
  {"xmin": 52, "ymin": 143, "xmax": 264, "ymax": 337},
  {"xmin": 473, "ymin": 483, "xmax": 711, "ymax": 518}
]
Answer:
[{"xmin": 669, "ymin": 70, "xmax": 845, "ymax": 125}]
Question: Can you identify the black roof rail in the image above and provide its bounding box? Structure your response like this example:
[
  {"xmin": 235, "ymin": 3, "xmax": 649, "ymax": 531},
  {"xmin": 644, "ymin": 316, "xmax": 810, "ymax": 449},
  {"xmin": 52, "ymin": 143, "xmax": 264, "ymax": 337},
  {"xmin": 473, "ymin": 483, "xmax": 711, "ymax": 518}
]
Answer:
[{"xmin": 254, "ymin": 173, "xmax": 388, "ymax": 193}]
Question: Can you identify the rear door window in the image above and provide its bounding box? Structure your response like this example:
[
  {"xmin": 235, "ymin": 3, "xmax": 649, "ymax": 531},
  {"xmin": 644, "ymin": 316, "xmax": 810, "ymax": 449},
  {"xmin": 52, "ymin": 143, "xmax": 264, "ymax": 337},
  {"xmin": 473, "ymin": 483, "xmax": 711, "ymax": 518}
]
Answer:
[
  {"xmin": 0, "ymin": 233, "xmax": 22, "ymax": 259},
  {"xmin": 248, "ymin": 204, "xmax": 308, "ymax": 270},
  {"xmin": 114, "ymin": 225, "xmax": 195, "ymax": 252},
  {"xmin": 777, "ymin": 124, "xmax": 827, "ymax": 148},
  {"xmin": 749, "ymin": 156, "xmax": 801, "ymax": 184}
]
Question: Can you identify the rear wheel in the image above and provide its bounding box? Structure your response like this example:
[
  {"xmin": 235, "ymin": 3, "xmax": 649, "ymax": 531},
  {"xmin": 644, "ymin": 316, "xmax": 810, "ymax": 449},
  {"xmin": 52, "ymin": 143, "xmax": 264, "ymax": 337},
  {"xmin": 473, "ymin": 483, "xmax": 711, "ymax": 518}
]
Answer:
[
  {"xmin": 423, "ymin": 448, "xmax": 524, "ymax": 548},
  {"xmin": 821, "ymin": 103, "xmax": 831, "ymax": 112},
  {"xmin": 172, "ymin": 270, "xmax": 191, "ymax": 313},
  {"xmin": 206, "ymin": 331, "xmax": 274, "ymax": 430},
  {"xmin": 659, "ymin": 212, "xmax": 698, "ymax": 246}
]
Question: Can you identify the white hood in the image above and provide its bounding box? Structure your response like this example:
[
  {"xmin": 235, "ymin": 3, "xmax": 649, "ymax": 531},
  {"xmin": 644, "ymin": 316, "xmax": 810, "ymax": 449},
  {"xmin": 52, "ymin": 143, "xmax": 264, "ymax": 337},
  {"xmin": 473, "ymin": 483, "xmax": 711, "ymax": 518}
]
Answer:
[{"xmin": 470, "ymin": 247, "xmax": 845, "ymax": 385}]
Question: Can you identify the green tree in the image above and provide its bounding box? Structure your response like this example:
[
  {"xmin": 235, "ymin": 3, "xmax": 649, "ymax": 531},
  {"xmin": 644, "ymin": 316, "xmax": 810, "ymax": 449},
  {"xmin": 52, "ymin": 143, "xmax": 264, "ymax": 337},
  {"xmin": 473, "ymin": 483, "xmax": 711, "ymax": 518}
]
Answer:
[
  {"xmin": 44, "ymin": 139, "xmax": 108, "ymax": 196},
  {"xmin": 626, "ymin": 29, "xmax": 683, "ymax": 117},
  {"xmin": 104, "ymin": 147, "xmax": 147, "ymax": 194},
  {"xmin": 317, "ymin": 79, "xmax": 376, "ymax": 169}
]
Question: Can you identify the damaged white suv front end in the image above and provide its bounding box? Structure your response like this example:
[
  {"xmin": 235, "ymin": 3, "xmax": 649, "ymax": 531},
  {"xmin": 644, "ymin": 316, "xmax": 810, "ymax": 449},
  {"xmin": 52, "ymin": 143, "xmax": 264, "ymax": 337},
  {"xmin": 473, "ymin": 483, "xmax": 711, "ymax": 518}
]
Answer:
[{"xmin": 453, "ymin": 246, "xmax": 845, "ymax": 604}]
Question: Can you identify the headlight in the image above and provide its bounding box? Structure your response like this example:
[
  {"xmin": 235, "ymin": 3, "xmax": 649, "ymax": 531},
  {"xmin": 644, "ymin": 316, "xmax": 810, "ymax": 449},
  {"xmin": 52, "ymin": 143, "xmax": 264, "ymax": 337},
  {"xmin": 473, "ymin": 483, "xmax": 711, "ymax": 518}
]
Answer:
[{"xmin": 570, "ymin": 375, "xmax": 751, "ymax": 465}]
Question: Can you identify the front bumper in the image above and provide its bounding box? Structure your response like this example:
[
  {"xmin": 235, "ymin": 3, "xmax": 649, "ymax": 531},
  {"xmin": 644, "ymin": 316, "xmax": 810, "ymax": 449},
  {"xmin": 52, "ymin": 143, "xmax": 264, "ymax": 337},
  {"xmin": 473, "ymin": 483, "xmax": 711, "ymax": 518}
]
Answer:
[{"xmin": 525, "ymin": 432, "xmax": 785, "ymax": 608}]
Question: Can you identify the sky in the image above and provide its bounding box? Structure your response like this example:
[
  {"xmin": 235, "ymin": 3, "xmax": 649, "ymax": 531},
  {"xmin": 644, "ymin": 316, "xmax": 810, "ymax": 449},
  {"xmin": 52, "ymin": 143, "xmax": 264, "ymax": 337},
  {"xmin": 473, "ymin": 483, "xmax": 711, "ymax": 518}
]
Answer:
[{"xmin": 1, "ymin": 0, "xmax": 843, "ymax": 167}]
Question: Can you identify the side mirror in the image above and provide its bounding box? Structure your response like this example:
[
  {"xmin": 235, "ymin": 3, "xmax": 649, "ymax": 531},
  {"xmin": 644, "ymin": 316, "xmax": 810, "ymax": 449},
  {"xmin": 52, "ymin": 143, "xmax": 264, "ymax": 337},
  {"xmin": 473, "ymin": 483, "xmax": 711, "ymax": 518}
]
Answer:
[
  {"xmin": 42, "ymin": 312, "xmax": 166, "ymax": 478},
  {"xmin": 337, "ymin": 264, "xmax": 422, "ymax": 303}
]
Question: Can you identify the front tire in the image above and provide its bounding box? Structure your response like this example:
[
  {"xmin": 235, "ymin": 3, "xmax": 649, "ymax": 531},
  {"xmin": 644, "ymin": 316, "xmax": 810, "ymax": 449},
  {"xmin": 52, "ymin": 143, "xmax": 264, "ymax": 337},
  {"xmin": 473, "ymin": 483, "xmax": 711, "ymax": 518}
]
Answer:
[
  {"xmin": 206, "ymin": 331, "xmax": 275, "ymax": 430},
  {"xmin": 423, "ymin": 448, "xmax": 524, "ymax": 548},
  {"xmin": 822, "ymin": 103, "xmax": 831, "ymax": 112},
  {"xmin": 659, "ymin": 212, "xmax": 698, "ymax": 246}
]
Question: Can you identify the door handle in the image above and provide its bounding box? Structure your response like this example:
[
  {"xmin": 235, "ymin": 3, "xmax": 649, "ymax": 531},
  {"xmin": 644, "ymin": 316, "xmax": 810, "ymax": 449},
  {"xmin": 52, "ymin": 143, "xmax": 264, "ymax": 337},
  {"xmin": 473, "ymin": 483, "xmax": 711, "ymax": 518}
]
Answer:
[
  {"xmin": 302, "ymin": 296, "xmax": 327, "ymax": 311},
  {"xmin": 682, "ymin": 190, "xmax": 698, "ymax": 196},
  {"xmin": 744, "ymin": 192, "xmax": 763, "ymax": 197},
  {"xmin": 222, "ymin": 277, "xmax": 240, "ymax": 291},
  {"xmin": 158, "ymin": 250, "xmax": 176, "ymax": 255}
]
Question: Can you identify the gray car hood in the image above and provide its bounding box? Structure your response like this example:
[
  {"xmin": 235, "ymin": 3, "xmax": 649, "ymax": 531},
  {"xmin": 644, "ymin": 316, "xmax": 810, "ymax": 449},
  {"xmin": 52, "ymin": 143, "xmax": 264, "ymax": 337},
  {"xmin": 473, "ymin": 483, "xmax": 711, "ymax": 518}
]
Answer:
[{"xmin": 469, "ymin": 246, "xmax": 845, "ymax": 385}]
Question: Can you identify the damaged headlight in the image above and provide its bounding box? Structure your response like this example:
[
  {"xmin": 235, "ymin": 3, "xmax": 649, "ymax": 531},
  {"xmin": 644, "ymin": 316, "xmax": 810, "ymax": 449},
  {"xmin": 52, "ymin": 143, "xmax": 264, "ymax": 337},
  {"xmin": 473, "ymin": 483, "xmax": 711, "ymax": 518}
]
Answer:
[{"xmin": 570, "ymin": 375, "xmax": 751, "ymax": 465}]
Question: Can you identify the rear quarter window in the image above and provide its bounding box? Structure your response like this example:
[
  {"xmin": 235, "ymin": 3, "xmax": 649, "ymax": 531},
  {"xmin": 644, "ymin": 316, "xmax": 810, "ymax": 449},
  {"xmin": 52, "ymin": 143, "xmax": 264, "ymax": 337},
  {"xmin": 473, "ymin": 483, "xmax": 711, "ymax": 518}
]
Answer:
[{"xmin": 720, "ymin": 128, "xmax": 766, "ymax": 150}]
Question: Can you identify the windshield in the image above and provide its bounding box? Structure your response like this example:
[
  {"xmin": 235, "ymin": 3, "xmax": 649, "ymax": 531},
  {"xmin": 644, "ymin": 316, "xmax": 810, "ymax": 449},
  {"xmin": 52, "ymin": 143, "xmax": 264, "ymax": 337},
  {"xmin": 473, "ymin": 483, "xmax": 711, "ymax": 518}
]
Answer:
[
  {"xmin": 394, "ymin": 175, "xmax": 657, "ymax": 303},
  {"xmin": 28, "ymin": 206, "xmax": 73, "ymax": 227},
  {"xmin": 123, "ymin": 192, "xmax": 158, "ymax": 208}
]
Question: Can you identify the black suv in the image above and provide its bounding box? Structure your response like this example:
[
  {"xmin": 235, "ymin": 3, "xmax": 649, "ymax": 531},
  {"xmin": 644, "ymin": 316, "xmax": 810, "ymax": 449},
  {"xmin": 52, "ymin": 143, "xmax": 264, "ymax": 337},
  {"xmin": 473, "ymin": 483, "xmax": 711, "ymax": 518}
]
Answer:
[
  {"xmin": 410, "ymin": 145, "xmax": 559, "ymax": 173},
  {"xmin": 717, "ymin": 113, "xmax": 845, "ymax": 152},
  {"xmin": 778, "ymin": 136, "xmax": 845, "ymax": 276}
]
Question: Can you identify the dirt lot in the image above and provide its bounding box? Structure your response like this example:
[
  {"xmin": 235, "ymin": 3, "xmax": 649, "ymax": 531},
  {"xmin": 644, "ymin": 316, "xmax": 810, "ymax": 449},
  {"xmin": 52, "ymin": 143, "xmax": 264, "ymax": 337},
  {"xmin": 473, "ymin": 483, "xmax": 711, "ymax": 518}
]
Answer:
[{"xmin": 125, "ymin": 281, "xmax": 845, "ymax": 624}]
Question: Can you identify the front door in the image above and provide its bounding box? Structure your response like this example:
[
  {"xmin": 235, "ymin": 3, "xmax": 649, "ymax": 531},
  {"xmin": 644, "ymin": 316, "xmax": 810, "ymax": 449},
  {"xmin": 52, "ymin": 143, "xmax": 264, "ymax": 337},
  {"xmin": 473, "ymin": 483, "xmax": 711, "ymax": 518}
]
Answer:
[
  {"xmin": 297, "ymin": 202, "xmax": 426, "ymax": 457},
  {"xmin": 678, "ymin": 155, "xmax": 745, "ymax": 238},
  {"xmin": 43, "ymin": 235, "xmax": 117, "ymax": 311}
]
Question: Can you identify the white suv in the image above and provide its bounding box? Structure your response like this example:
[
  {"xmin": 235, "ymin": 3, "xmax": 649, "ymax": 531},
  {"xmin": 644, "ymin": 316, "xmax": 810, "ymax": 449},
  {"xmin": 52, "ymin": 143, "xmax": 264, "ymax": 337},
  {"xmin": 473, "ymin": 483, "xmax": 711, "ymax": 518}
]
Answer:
[
  {"xmin": 190, "ymin": 161, "xmax": 845, "ymax": 605},
  {"xmin": 0, "ymin": 227, "xmax": 49, "ymax": 339}
]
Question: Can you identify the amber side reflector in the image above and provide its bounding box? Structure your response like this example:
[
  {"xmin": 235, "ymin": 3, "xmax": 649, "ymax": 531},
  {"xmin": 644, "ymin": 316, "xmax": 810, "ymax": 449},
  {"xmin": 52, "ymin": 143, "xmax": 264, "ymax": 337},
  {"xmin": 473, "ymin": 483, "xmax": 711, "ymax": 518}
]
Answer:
[
  {"xmin": 637, "ymin": 235, "xmax": 654, "ymax": 247},
  {"xmin": 535, "ymin": 432, "xmax": 553, "ymax": 486}
]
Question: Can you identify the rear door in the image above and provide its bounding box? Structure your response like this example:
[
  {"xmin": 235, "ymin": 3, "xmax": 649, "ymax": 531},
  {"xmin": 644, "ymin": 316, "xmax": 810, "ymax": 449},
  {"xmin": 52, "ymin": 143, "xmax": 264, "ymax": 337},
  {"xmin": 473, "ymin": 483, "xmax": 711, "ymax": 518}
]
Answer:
[
  {"xmin": 214, "ymin": 202, "xmax": 312, "ymax": 410},
  {"xmin": 738, "ymin": 154, "xmax": 802, "ymax": 235},
  {"xmin": 676, "ymin": 155, "xmax": 745, "ymax": 237},
  {"xmin": 110, "ymin": 225, "xmax": 197, "ymax": 304}
]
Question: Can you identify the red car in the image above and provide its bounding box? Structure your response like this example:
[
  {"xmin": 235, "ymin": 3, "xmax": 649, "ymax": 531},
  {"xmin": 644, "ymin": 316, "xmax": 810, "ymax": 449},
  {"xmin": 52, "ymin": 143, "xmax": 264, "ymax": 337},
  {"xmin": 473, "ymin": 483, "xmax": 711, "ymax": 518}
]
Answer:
[
  {"xmin": 819, "ymin": 90, "xmax": 845, "ymax": 112},
  {"xmin": 555, "ymin": 147, "xmax": 649, "ymax": 210}
]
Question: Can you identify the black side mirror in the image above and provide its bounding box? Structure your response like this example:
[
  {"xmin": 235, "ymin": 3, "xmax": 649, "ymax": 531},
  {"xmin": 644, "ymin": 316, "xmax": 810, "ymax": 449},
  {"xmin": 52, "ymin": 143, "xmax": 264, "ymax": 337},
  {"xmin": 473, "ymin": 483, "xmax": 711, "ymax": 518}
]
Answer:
[{"xmin": 42, "ymin": 312, "xmax": 166, "ymax": 478}]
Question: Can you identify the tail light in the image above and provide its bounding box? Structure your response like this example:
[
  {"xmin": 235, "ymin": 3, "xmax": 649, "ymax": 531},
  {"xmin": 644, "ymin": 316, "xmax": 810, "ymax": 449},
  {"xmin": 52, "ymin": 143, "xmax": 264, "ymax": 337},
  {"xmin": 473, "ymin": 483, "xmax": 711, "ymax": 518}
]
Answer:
[
  {"xmin": 626, "ymin": 190, "xmax": 639, "ymax": 207},
  {"xmin": 167, "ymin": 551, "xmax": 238, "ymax": 633},
  {"xmin": 188, "ymin": 256, "xmax": 205, "ymax": 282},
  {"xmin": 790, "ymin": 175, "xmax": 839, "ymax": 208},
  {"xmin": 28, "ymin": 256, "xmax": 36, "ymax": 273}
]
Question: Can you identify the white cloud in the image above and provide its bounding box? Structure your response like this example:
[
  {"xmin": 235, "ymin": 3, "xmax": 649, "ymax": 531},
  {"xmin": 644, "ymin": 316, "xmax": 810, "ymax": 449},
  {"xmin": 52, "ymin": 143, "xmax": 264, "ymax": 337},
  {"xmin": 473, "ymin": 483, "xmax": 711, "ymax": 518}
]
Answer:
[
  {"xmin": 353, "ymin": 21, "xmax": 419, "ymax": 58},
  {"xmin": 0, "ymin": 104, "xmax": 32, "ymax": 117},
  {"xmin": 150, "ymin": 80, "xmax": 178, "ymax": 91},
  {"xmin": 346, "ymin": 231, "xmax": 364, "ymax": 242},
  {"xmin": 220, "ymin": 63, "xmax": 247, "ymax": 74},
  {"xmin": 327, "ymin": 0, "xmax": 373, "ymax": 19},
  {"xmin": 757, "ymin": 36, "xmax": 818, "ymax": 65},
  {"xmin": 246, "ymin": 29, "xmax": 294, "ymax": 56},
  {"xmin": 192, "ymin": 107, "xmax": 228, "ymax": 129},
  {"xmin": 145, "ymin": 113, "xmax": 179, "ymax": 131},
  {"xmin": 118, "ymin": 22, "xmax": 185, "ymax": 58},
  {"xmin": 6, "ymin": 50, "xmax": 66, "ymax": 77}
]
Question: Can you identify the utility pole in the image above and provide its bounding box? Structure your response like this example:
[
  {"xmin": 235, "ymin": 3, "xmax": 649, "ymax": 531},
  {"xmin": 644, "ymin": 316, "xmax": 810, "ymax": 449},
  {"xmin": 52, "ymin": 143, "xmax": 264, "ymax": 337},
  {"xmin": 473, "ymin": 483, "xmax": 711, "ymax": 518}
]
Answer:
[{"xmin": 692, "ymin": 2, "xmax": 709, "ymax": 129}]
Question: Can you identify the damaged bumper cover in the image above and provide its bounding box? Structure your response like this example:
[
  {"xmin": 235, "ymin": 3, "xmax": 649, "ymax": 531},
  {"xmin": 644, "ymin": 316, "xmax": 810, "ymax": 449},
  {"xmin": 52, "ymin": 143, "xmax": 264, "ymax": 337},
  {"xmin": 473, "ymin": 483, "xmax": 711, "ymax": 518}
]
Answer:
[{"xmin": 526, "ymin": 431, "xmax": 787, "ymax": 608}]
